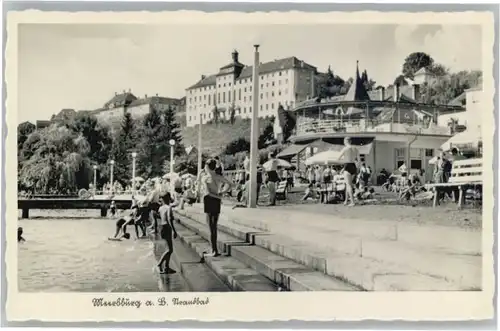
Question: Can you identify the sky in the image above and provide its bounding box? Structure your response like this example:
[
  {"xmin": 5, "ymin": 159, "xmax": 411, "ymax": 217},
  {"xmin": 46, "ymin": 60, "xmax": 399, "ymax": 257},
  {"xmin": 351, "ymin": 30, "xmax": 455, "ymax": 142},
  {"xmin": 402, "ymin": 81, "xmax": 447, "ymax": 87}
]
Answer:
[{"xmin": 17, "ymin": 23, "xmax": 482, "ymax": 124}]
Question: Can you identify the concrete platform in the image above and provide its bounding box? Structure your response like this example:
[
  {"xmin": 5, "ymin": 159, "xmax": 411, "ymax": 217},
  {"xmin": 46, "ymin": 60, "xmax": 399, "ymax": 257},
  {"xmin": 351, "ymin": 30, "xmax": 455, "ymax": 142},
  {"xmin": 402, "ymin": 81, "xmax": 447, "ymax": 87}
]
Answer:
[{"xmin": 175, "ymin": 204, "xmax": 482, "ymax": 291}]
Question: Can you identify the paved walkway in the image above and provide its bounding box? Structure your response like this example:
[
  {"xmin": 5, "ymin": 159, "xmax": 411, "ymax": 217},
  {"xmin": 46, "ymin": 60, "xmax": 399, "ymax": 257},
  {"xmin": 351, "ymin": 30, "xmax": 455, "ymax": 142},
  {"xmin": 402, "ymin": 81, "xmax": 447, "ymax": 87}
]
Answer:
[{"xmin": 178, "ymin": 203, "xmax": 482, "ymax": 291}]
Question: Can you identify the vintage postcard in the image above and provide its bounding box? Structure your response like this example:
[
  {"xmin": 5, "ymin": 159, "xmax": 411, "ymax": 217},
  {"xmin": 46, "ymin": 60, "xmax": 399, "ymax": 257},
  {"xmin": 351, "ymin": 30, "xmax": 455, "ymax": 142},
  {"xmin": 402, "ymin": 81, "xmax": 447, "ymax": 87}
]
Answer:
[{"xmin": 4, "ymin": 8, "xmax": 496, "ymax": 323}]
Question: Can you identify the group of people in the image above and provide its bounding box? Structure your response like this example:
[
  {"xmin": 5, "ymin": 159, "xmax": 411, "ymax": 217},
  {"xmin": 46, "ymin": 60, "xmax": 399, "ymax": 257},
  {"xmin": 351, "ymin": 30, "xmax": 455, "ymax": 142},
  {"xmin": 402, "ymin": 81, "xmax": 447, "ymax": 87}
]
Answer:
[
  {"xmin": 108, "ymin": 157, "xmax": 232, "ymax": 274},
  {"xmin": 232, "ymin": 151, "xmax": 284, "ymax": 206}
]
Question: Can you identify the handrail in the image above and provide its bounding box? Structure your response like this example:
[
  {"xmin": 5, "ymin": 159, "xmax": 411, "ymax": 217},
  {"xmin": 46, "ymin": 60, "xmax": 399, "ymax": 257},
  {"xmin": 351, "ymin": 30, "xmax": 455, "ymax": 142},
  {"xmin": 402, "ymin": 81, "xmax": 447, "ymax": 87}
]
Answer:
[{"xmin": 295, "ymin": 119, "xmax": 451, "ymax": 136}]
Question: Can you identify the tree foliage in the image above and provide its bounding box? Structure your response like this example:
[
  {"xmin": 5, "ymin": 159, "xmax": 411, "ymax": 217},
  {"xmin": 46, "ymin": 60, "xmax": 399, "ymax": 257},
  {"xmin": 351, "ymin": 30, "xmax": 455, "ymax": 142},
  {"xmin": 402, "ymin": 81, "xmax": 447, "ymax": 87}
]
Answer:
[
  {"xmin": 111, "ymin": 112, "xmax": 136, "ymax": 186},
  {"xmin": 18, "ymin": 125, "xmax": 92, "ymax": 193},
  {"xmin": 17, "ymin": 122, "xmax": 36, "ymax": 152},
  {"xmin": 402, "ymin": 52, "xmax": 434, "ymax": 79},
  {"xmin": 419, "ymin": 70, "xmax": 482, "ymax": 105},
  {"xmin": 137, "ymin": 104, "xmax": 183, "ymax": 178}
]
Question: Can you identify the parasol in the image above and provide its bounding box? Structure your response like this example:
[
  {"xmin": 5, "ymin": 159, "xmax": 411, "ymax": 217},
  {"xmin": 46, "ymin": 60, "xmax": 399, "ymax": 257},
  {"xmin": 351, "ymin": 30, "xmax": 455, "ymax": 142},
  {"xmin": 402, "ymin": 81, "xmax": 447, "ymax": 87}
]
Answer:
[{"xmin": 262, "ymin": 159, "xmax": 293, "ymax": 170}]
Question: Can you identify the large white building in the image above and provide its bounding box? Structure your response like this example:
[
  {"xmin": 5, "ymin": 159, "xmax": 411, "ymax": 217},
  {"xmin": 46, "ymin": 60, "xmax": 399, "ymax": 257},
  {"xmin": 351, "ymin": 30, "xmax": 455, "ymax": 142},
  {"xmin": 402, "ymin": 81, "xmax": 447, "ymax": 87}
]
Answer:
[{"xmin": 185, "ymin": 50, "xmax": 317, "ymax": 127}]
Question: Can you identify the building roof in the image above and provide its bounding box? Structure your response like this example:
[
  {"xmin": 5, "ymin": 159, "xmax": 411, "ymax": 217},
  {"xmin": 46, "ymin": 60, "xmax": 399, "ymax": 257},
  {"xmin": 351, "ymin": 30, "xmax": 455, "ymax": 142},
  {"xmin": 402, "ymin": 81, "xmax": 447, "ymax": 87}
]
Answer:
[
  {"xmin": 104, "ymin": 92, "xmax": 137, "ymax": 108},
  {"xmin": 129, "ymin": 96, "xmax": 181, "ymax": 107},
  {"xmin": 343, "ymin": 61, "xmax": 370, "ymax": 102},
  {"xmin": 414, "ymin": 67, "xmax": 430, "ymax": 76},
  {"xmin": 236, "ymin": 57, "xmax": 316, "ymax": 81},
  {"xmin": 187, "ymin": 56, "xmax": 317, "ymax": 90},
  {"xmin": 187, "ymin": 74, "xmax": 217, "ymax": 90}
]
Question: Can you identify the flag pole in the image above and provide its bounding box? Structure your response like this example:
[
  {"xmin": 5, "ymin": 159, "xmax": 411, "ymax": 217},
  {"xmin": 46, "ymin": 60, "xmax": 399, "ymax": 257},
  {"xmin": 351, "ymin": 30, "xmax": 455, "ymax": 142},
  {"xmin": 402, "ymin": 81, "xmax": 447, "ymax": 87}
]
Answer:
[{"xmin": 248, "ymin": 44, "xmax": 260, "ymax": 208}]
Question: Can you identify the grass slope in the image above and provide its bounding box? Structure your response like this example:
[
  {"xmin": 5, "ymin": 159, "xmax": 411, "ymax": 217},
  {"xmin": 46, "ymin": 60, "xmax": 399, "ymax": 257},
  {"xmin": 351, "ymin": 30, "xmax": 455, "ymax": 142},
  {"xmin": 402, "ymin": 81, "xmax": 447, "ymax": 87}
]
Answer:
[{"xmin": 181, "ymin": 117, "xmax": 273, "ymax": 155}]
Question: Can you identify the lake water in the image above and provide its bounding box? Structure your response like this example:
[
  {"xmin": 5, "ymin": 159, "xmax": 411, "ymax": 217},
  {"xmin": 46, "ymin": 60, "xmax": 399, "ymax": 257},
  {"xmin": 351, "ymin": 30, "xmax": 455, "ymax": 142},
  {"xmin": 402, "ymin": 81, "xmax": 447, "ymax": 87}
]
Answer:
[{"xmin": 18, "ymin": 209, "xmax": 189, "ymax": 292}]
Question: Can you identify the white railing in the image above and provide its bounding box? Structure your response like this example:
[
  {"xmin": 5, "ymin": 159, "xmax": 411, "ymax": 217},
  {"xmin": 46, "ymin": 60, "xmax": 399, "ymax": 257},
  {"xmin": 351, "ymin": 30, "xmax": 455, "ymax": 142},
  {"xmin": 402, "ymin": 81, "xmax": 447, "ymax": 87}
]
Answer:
[{"xmin": 295, "ymin": 119, "xmax": 451, "ymax": 136}]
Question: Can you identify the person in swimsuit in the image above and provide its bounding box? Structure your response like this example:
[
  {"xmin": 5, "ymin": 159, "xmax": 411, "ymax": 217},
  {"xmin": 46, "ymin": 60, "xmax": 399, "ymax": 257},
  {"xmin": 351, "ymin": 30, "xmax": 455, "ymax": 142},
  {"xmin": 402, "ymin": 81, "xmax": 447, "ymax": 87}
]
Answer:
[
  {"xmin": 338, "ymin": 137, "xmax": 360, "ymax": 206},
  {"xmin": 110, "ymin": 212, "xmax": 135, "ymax": 240},
  {"xmin": 110, "ymin": 201, "xmax": 116, "ymax": 217},
  {"xmin": 200, "ymin": 159, "xmax": 232, "ymax": 257},
  {"xmin": 265, "ymin": 152, "xmax": 280, "ymax": 206},
  {"xmin": 18, "ymin": 227, "xmax": 25, "ymax": 242},
  {"xmin": 156, "ymin": 193, "xmax": 178, "ymax": 274}
]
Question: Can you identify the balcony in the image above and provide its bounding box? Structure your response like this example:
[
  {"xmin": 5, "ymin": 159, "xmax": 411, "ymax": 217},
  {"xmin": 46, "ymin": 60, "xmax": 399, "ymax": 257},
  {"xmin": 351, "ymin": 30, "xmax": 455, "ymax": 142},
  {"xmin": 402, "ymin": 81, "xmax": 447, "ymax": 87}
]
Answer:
[{"xmin": 294, "ymin": 119, "xmax": 451, "ymax": 138}]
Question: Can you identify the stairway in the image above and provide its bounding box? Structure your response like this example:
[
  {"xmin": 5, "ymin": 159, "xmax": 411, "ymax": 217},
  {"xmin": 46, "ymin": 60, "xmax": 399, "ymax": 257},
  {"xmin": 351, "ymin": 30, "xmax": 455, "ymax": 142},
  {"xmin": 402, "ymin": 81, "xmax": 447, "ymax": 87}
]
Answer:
[{"xmin": 173, "ymin": 209, "xmax": 359, "ymax": 292}]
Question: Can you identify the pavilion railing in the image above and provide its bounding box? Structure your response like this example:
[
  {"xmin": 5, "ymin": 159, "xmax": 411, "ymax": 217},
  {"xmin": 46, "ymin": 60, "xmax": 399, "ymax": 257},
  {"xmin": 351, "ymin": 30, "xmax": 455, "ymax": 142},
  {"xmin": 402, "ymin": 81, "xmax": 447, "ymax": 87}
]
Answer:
[{"xmin": 295, "ymin": 119, "xmax": 451, "ymax": 136}]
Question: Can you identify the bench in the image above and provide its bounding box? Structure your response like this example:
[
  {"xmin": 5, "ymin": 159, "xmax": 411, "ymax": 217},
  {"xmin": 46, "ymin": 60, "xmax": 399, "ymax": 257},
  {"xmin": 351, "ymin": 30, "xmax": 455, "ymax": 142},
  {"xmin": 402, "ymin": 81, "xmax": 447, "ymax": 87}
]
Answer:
[
  {"xmin": 275, "ymin": 180, "xmax": 288, "ymax": 201},
  {"xmin": 17, "ymin": 199, "xmax": 133, "ymax": 218},
  {"xmin": 429, "ymin": 158, "xmax": 482, "ymax": 209},
  {"xmin": 319, "ymin": 175, "xmax": 346, "ymax": 203}
]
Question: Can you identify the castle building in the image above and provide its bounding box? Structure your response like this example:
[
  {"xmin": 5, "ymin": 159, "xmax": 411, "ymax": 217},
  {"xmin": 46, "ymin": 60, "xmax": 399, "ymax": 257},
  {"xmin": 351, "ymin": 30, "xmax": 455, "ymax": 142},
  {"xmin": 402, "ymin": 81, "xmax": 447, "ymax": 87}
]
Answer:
[
  {"xmin": 185, "ymin": 50, "xmax": 317, "ymax": 127},
  {"xmin": 90, "ymin": 90, "xmax": 182, "ymax": 127}
]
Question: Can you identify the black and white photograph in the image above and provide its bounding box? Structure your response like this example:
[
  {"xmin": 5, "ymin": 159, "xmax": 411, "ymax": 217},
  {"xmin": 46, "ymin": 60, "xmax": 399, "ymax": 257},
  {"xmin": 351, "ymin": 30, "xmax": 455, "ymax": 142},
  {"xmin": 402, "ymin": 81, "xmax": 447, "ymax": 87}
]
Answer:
[{"xmin": 5, "ymin": 8, "xmax": 495, "ymax": 322}]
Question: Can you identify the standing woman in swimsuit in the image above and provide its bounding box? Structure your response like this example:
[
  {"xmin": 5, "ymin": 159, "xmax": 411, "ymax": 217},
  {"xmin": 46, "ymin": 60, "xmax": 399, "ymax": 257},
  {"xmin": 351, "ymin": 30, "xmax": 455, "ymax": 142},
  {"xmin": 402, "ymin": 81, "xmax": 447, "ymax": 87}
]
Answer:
[
  {"xmin": 338, "ymin": 137, "xmax": 360, "ymax": 206},
  {"xmin": 200, "ymin": 159, "xmax": 233, "ymax": 257}
]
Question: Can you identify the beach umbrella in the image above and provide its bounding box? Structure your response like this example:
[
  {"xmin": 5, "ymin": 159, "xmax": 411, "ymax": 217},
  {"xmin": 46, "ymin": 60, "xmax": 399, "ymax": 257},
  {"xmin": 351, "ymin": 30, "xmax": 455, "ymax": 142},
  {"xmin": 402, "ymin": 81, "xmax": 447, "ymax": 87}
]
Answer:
[
  {"xmin": 131, "ymin": 176, "xmax": 144, "ymax": 182},
  {"xmin": 429, "ymin": 156, "xmax": 439, "ymax": 165},
  {"xmin": 441, "ymin": 127, "xmax": 482, "ymax": 151},
  {"xmin": 398, "ymin": 163, "xmax": 407, "ymax": 173},
  {"xmin": 262, "ymin": 159, "xmax": 293, "ymax": 170},
  {"xmin": 305, "ymin": 150, "xmax": 344, "ymax": 166},
  {"xmin": 181, "ymin": 173, "xmax": 195, "ymax": 179}
]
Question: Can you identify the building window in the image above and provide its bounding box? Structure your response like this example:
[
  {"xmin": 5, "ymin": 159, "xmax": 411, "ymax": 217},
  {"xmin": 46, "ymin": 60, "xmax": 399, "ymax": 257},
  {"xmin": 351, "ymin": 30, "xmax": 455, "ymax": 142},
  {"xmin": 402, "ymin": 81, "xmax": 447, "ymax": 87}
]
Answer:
[
  {"xmin": 272, "ymin": 103, "xmax": 274, "ymax": 109},
  {"xmin": 249, "ymin": 96, "xmax": 252, "ymax": 101},
  {"xmin": 411, "ymin": 160, "xmax": 422, "ymax": 169},
  {"xmin": 189, "ymin": 116, "xmax": 191, "ymax": 121},
  {"xmin": 244, "ymin": 96, "xmax": 246, "ymax": 102},
  {"xmin": 249, "ymin": 107, "xmax": 252, "ymax": 112},
  {"xmin": 261, "ymin": 84, "xmax": 263, "ymax": 89},
  {"xmin": 266, "ymin": 83, "xmax": 269, "ymax": 87},
  {"xmin": 218, "ymin": 93, "xmax": 220, "ymax": 103},
  {"xmin": 272, "ymin": 82, "xmax": 275, "ymax": 87},
  {"xmin": 223, "ymin": 92, "xmax": 226, "ymax": 103},
  {"xmin": 425, "ymin": 149, "xmax": 434, "ymax": 157},
  {"xmin": 266, "ymin": 104, "xmax": 269, "ymax": 110},
  {"xmin": 228, "ymin": 91, "xmax": 231, "ymax": 102},
  {"xmin": 208, "ymin": 95, "xmax": 211, "ymax": 104},
  {"xmin": 244, "ymin": 87, "xmax": 247, "ymax": 92},
  {"xmin": 360, "ymin": 154, "xmax": 366, "ymax": 162},
  {"xmin": 272, "ymin": 92, "xmax": 275, "ymax": 97},
  {"xmin": 229, "ymin": 83, "xmax": 231, "ymax": 86},
  {"xmin": 260, "ymin": 93, "xmax": 263, "ymax": 99},
  {"xmin": 243, "ymin": 107, "xmax": 246, "ymax": 113},
  {"xmin": 223, "ymin": 83, "xmax": 226, "ymax": 87},
  {"xmin": 239, "ymin": 89, "xmax": 241, "ymax": 100},
  {"xmin": 278, "ymin": 90, "xmax": 281, "ymax": 96},
  {"xmin": 260, "ymin": 105, "xmax": 263, "ymax": 110}
]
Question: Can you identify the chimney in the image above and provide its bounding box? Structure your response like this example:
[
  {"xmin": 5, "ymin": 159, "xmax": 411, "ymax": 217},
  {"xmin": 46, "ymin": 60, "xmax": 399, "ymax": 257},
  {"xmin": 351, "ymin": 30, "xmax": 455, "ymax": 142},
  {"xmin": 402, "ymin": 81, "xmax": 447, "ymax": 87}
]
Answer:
[
  {"xmin": 379, "ymin": 87, "xmax": 385, "ymax": 101},
  {"xmin": 201, "ymin": 75, "xmax": 206, "ymax": 80},
  {"xmin": 145, "ymin": 94, "xmax": 148, "ymax": 98},
  {"xmin": 156, "ymin": 93, "xmax": 158, "ymax": 97},
  {"xmin": 412, "ymin": 84, "xmax": 420, "ymax": 102},
  {"xmin": 232, "ymin": 49, "xmax": 239, "ymax": 63},
  {"xmin": 301, "ymin": 60, "xmax": 304, "ymax": 68},
  {"xmin": 394, "ymin": 84, "xmax": 400, "ymax": 102}
]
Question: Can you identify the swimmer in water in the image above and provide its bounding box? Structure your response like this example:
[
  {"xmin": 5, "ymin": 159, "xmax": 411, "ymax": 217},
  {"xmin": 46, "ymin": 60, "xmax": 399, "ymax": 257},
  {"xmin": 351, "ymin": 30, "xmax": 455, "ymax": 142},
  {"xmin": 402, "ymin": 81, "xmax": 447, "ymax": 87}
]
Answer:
[
  {"xmin": 338, "ymin": 137, "xmax": 360, "ymax": 207},
  {"xmin": 18, "ymin": 227, "xmax": 25, "ymax": 242},
  {"xmin": 110, "ymin": 212, "xmax": 136, "ymax": 240}
]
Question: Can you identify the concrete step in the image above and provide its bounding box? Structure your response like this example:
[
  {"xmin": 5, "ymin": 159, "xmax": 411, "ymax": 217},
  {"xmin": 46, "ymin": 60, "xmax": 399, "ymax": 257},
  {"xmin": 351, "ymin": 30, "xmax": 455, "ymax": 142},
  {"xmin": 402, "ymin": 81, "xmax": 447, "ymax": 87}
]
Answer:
[
  {"xmin": 214, "ymin": 205, "xmax": 482, "ymax": 256},
  {"xmin": 176, "ymin": 209, "xmax": 476, "ymax": 290},
  {"xmin": 176, "ymin": 212, "xmax": 359, "ymax": 291},
  {"xmin": 179, "ymin": 208, "xmax": 480, "ymax": 288},
  {"xmin": 151, "ymin": 233, "xmax": 230, "ymax": 292},
  {"xmin": 174, "ymin": 224, "xmax": 279, "ymax": 291}
]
